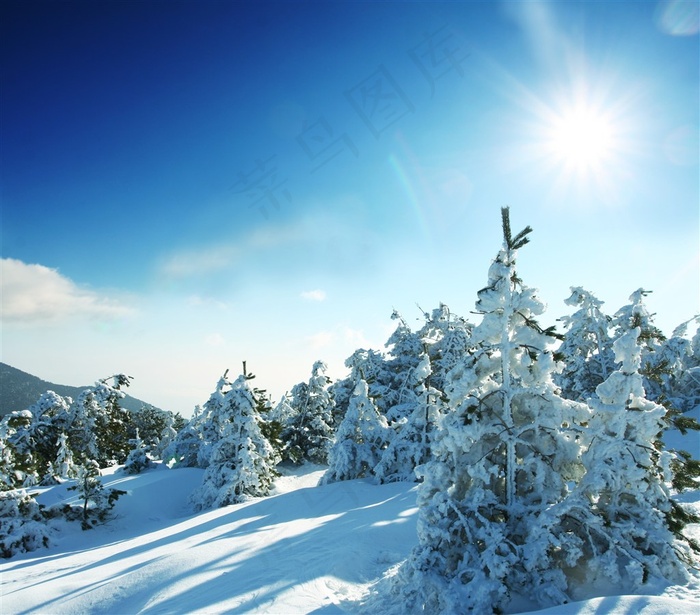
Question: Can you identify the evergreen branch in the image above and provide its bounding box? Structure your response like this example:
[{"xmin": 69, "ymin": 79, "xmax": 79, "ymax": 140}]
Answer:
[
  {"xmin": 501, "ymin": 206, "xmax": 512, "ymax": 248},
  {"xmin": 501, "ymin": 206, "xmax": 533, "ymax": 251},
  {"xmin": 511, "ymin": 226, "xmax": 533, "ymax": 251}
]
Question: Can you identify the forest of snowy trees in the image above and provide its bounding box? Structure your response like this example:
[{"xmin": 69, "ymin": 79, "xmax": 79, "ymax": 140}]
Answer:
[{"xmin": 1, "ymin": 209, "xmax": 698, "ymax": 611}]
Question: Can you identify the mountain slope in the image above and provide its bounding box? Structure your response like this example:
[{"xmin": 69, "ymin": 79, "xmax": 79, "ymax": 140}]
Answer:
[
  {"xmin": 0, "ymin": 362, "xmax": 160, "ymax": 416},
  {"xmin": 1, "ymin": 464, "xmax": 698, "ymax": 614}
]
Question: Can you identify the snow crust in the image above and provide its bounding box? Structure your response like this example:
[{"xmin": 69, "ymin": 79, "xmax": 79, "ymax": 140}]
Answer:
[{"xmin": 1, "ymin": 462, "xmax": 698, "ymax": 614}]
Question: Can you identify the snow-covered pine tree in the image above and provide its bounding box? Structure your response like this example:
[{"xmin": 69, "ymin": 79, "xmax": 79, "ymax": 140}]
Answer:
[
  {"xmin": 320, "ymin": 378, "xmax": 389, "ymax": 485},
  {"xmin": 555, "ymin": 287, "xmax": 615, "ymax": 401},
  {"xmin": 0, "ymin": 427, "xmax": 16, "ymax": 491},
  {"xmin": 382, "ymin": 311, "xmax": 425, "ymax": 420},
  {"xmin": 614, "ymin": 295, "xmax": 700, "ymax": 494},
  {"xmin": 66, "ymin": 389, "xmax": 100, "ymax": 464},
  {"xmin": 1, "ymin": 411, "xmax": 38, "ymax": 488},
  {"xmin": 653, "ymin": 317, "xmax": 700, "ymax": 415},
  {"xmin": 393, "ymin": 208, "xmax": 589, "ymax": 613},
  {"xmin": 123, "ymin": 430, "xmax": 152, "ymax": 475},
  {"xmin": 65, "ymin": 374, "xmax": 133, "ymax": 467},
  {"xmin": 128, "ymin": 405, "xmax": 182, "ymax": 458},
  {"xmin": 53, "ymin": 432, "xmax": 77, "ymax": 480},
  {"xmin": 189, "ymin": 373, "xmax": 279, "ymax": 511},
  {"xmin": 270, "ymin": 393, "xmax": 296, "ymax": 426},
  {"xmin": 416, "ymin": 303, "xmax": 474, "ymax": 394},
  {"xmin": 162, "ymin": 405, "xmax": 206, "ymax": 468},
  {"xmin": 331, "ymin": 348, "xmax": 392, "ymax": 425},
  {"xmin": 279, "ymin": 361, "xmax": 335, "ymax": 465},
  {"xmin": 154, "ymin": 414, "xmax": 179, "ymax": 461},
  {"xmin": 645, "ymin": 318, "xmax": 700, "ymax": 492},
  {"xmin": 565, "ymin": 327, "xmax": 695, "ymax": 593},
  {"xmin": 269, "ymin": 393, "xmax": 296, "ymax": 461},
  {"xmin": 91, "ymin": 375, "xmax": 133, "ymax": 466},
  {"xmin": 26, "ymin": 391, "xmax": 72, "ymax": 484},
  {"xmin": 195, "ymin": 372, "xmax": 232, "ymax": 468},
  {"xmin": 0, "ymin": 490, "xmax": 52, "ymax": 558},
  {"xmin": 39, "ymin": 432, "xmax": 77, "ymax": 484},
  {"xmin": 67, "ymin": 460, "xmax": 126, "ymax": 530},
  {"xmin": 250, "ymin": 377, "xmax": 283, "ymax": 458},
  {"xmin": 374, "ymin": 353, "xmax": 446, "ymax": 484},
  {"xmin": 613, "ymin": 289, "xmax": 666, "ymax": 350}
]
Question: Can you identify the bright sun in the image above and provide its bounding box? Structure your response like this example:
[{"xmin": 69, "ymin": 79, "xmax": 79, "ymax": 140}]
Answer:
[{"xmin": 547, "ymin": 105, "xmax": 616, "ymax": 171}]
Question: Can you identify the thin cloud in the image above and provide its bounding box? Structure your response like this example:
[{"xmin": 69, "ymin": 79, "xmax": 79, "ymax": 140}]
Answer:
[
  {"xmin": 1, "ymin": 258, "xmax": 133, "ymax": 324},
  {"xmin": 301, "ymin": 289, "xmax": 327, "ymax": 302},
  {"xmin": 205, "ymin": 333, "xmax": 226, "ymax": 347},
  {"xmin": 308, "ymin": 330, "xmax": 334, "ymax": 349},
  {"xmin": 157, "ymin": 202, "xmax": 373, "ymax": 283},
  {"xmin": 343, "ymin": 327, "xmax": 372, "ymax": 348},
  {"xmin": 160, "ymin": 245, "xmax": 239, "ymax": 279}
]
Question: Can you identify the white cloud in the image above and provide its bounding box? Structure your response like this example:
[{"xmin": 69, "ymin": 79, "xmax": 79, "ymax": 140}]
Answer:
[
  {"xmin": 187, "ymin": 295, "xmax": 230, "ymax": 309},
  {"xmin": 1, "ymin": 258, "xmax": 132, "ymax": 324},
  {"xmin": 204, "ymin": 333, "xmax": 225, "ymax": 347},
  {"xmin": 157, "ymin": 201, "xmax": 373, "ymax": 283},
  {"xmin": 159, "ymin": 245, "xmax": 239, "ymax": 278},
  {"xmin": 157, "ymin": 222, "xmax": 308, "ymax": 281},
  {"xmin": 343, "ymin": 327, "xmax": 372, "ymax": 348},
  {"xmin": 301, "ymin": 289, "xmax": 327, "ymax": 302},
  {"xmin": 308, "ymin": 330, "xmax": 334, "ymax": 349}
]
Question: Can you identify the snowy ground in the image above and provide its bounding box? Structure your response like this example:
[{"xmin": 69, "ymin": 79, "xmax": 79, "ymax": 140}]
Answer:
[{"xmin": 1, "ymin": 463, "xmax": 699, "ymax": 614}]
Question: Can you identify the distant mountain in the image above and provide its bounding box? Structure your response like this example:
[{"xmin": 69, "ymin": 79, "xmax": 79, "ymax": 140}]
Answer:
[{"xmin": 0, "ymin": 363, "xmax": 159, "ymax": 417}]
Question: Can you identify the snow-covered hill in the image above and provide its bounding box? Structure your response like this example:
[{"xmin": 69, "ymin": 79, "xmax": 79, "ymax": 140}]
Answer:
[{"xmin": 2, "ymin": 463, "xmax": 699, "ymax": 614}]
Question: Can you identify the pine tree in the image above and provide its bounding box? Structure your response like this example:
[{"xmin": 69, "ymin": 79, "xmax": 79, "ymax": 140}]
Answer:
[
  {"xmin": 331, "ymin": 348, "xmax": 392, "ymax": 425},
  {"xmin": 280, "ymin": 361, "xmax": 335, "ymax": 465},
  {"xmin": 383, "ymin": 311, "xmax": 425, "ymax": 418},
  {"xmin": 374, "ymin": 353, "xmax": 446, "ymax": 484},
  {"xmin": 67, "ymin": 388, "xmax": 101, "ymax": 464},
  {"xmin": 189, "ymin": 374, "xmax": 280, "ymax": 511},
  {"xmin": 128, "ymin": 405, "xmax": 182, "ymax": 458},
  {"xmin": 647, "ymin": 318, "xmax": 700, "ymax": 492},
  {"xmin": 269, "ymin": 394, "xmax": 296, "ymax": 460},
  {"xmin": 0, "ymin": 427, "xmax": 16, "ymax": 491},
  {"xmin": 250, "ymin": 377, "xmax": 283, "ymax": 459},
  {"xmin": 0, "ymin": 391, "xmax": 74, "ymax": 488},
  {"xmin": 395, "ymin": 208, "xmax": 589, "ymax": 612},
  {"xmin": 0, "ymin": 490, "xmax": 52, "ymax": 558},
  {"xmin": 123, "ymin": 430, "xmax": 152, "ymax": 475},
  {"xmin": 418, "ymin": 303, "xmax": 474, "ymax": 395},
  {"xmin": 195, "ymin": 372, "xmax": 232, "ymax": 468},
  {"xmin": 67, "ymin": 461, "xmax": 126, "ymax": 530},
  {"xmin": 613, "ymin": 296, "xmax": 700, "ymax": 495},
  {"xmin": 46, "ymin": 432, "xmax": 77, "ymax": 483},
  {"xmin": 555, "ymin": 287, "xmax": 615, "ymax": 401},
  {"xmin": 162, "ymin": 405, "xmax": 205, "ymax": 468},
  {"xmin": 653, "ymin": 317, "xmax": 700, "ymax": 414},
  {"xmin": 93, "ymin": 374, "xmax": 132, "ymax": 467},
  {"xmin": 155, "ymin": 414, "xmax": 179, "ymax": 461},
  {"xmin": 2, "ymin": 411, "xmax": 38, "ymax": 488},
  {"xmin": 613, "ymin": 289, "xmax": 666, "ymax": 350},
  {"xmin": 564, "ymin": 327, "xmax": 694, "ymax": 592},
  {"xmin": 320, "ymin": 378, "xmax": 389, "ymax": 485},
  {"xmin": 27, "ymin": 391, "xmax": 72, "ymax": 484}
]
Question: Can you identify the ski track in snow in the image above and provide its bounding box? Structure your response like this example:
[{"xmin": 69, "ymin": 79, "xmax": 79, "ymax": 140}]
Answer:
[{"xmin": 1, "ymin": 463, "xmax": 699, "ymax": 614}]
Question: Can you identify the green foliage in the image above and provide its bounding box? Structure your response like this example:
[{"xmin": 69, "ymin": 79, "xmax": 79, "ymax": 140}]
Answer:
[
  {"xmin": 67, "ymin": 461, "xmax": 126, "ymax": 530},
  {"xmin": 671, "ymin": 450, "xmax": 700, "ymax": 492},
  {"xmin": 94, "ymin": 375, "xmax": 133, "ymax": 466},
  {"xmin": 501, "ymin": 205, "xmax": 532, "ymax": 251},
  {"xmin": 0, "ymin": 491, "xmax": 51, "ymax": 558},
  {"xmin": 665, "ymin": 500, "xmax": 700, "ymax": 555},
  {"xmin": 123, "ymin": 433, "xmax": 152, "ymax": 475}
]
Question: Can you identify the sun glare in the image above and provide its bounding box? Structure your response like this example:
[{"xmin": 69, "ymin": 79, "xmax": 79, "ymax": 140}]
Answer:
[
  {"xmin": 548, "ymin": 106, "xmax": 615, "ymax": 170},
  {"xmin": 528, "ymin": 82, "xmax": 636, "ymax": 206}
]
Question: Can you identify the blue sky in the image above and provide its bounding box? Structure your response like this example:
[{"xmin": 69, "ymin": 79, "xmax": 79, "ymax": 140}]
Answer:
[{"xmin": 2, "ymin": 0, "xmax": 698, "ymax": 416}]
